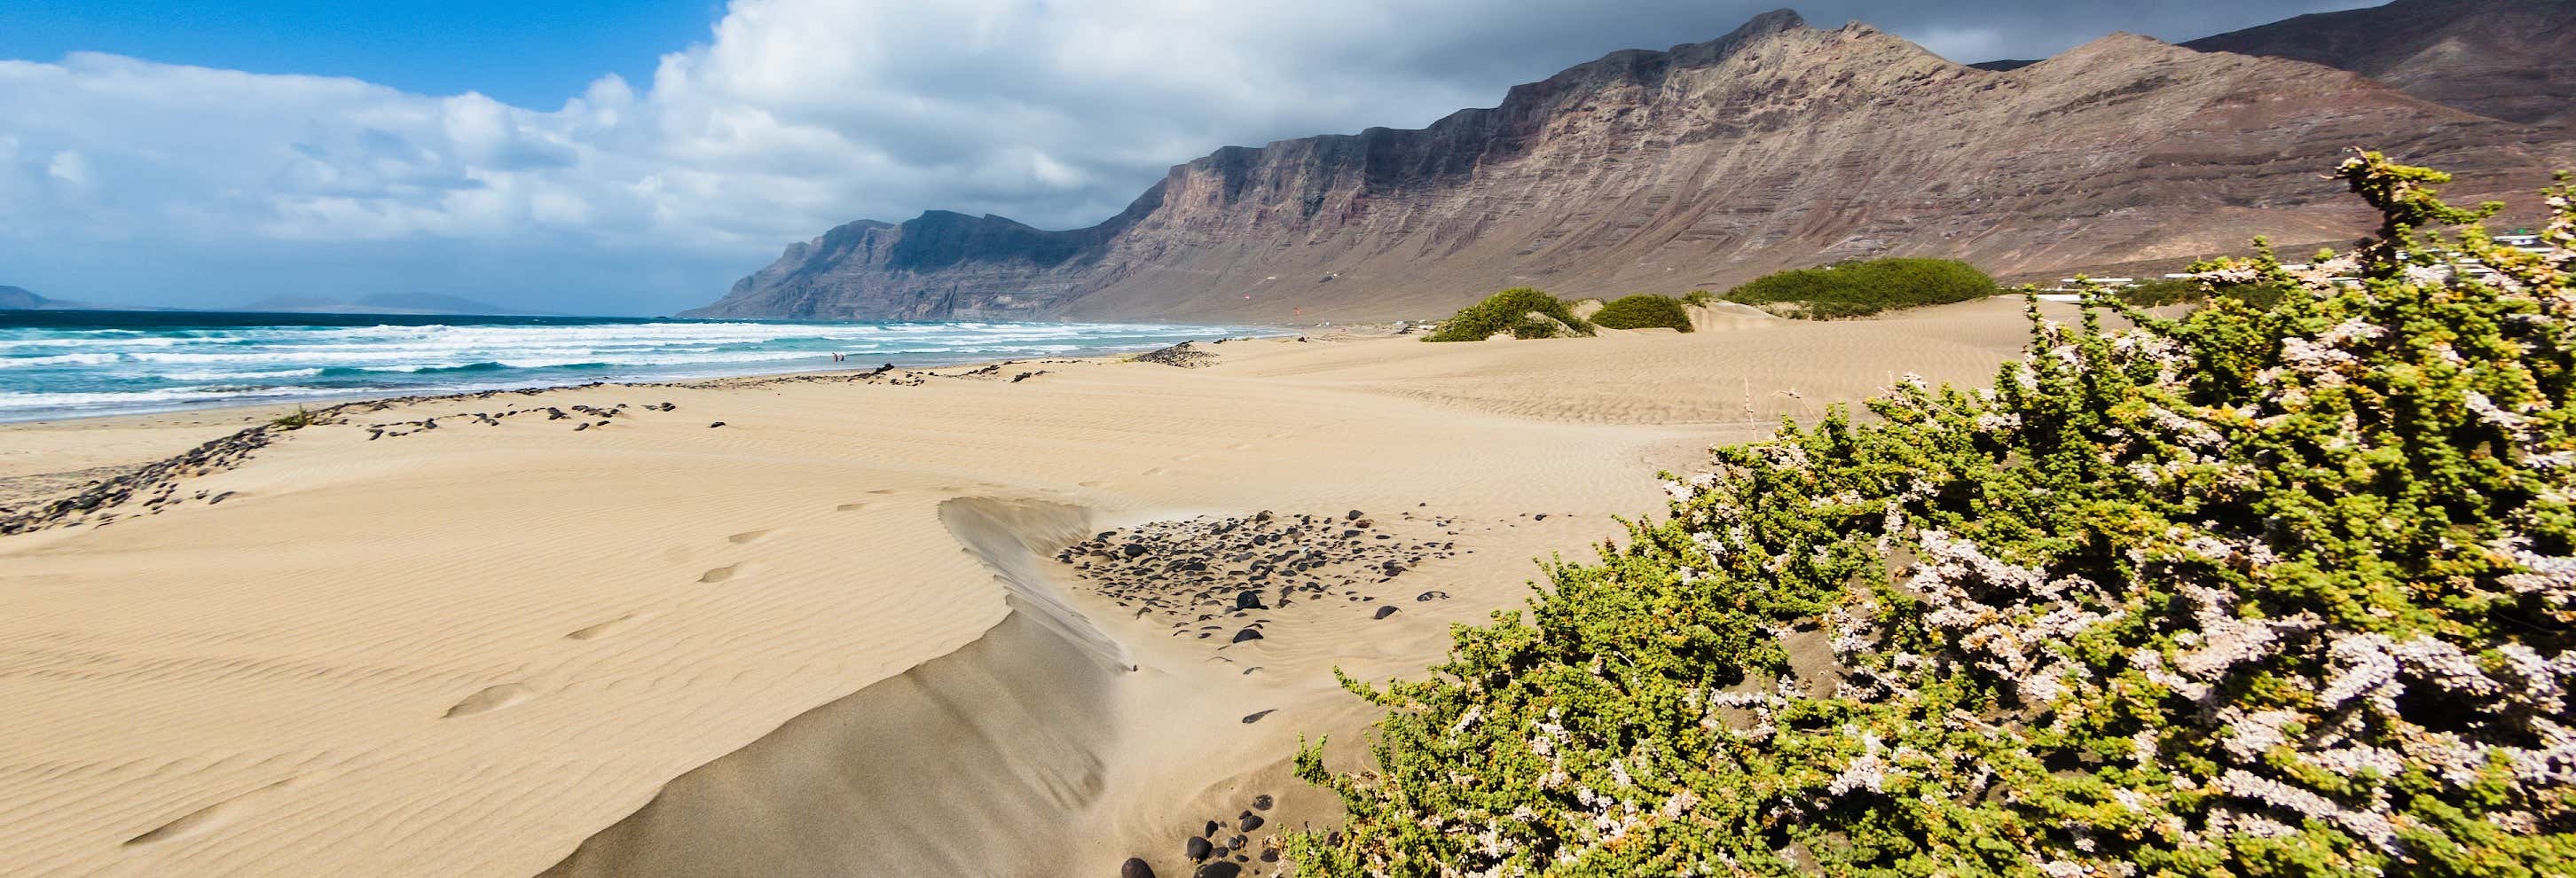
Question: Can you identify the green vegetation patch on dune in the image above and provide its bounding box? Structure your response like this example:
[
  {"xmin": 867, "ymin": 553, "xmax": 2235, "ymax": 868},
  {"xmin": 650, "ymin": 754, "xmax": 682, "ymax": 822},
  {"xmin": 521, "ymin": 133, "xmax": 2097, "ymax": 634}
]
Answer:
[
  {"xmin": 2114, "ymin": 275, "xmax": 2295, "ymax": 310},
  {"xmin": 1587, "ymin": 294, "xmax": 1695, "ymax": 333},
  {"xmin": 1723, "ymin": 257, "xmax": 1999, "ymax": 318},
  {"xmin": 1291, "ymin": 153, "xmax": 2576, "ymax": 875},
  {"xmin": 1423, "ymin": 288, "xmax": 1596, "ymax": 341}
]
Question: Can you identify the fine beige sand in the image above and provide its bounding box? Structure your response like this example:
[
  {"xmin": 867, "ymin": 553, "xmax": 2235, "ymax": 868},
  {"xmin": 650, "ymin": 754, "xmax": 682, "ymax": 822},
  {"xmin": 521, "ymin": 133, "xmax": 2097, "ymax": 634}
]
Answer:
[{"xmin": 0, "ymin": 297, "xmax": 2057, "ymax": 877}]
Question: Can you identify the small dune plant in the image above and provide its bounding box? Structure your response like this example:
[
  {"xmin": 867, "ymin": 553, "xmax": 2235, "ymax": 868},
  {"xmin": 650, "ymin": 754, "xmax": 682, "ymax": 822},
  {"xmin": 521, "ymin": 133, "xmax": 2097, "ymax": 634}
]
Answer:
[
  {"xmin": 1423, "ymin": 288, "xmax": 1596, "ymax": 341},
  {"xmin": 1289, "ymin": 153, "xmax": 2576, "ymax": 875},
  {"xmin": 1587, "ymin": 294, "xmax": 1694, "ymax": 333},
  {"xmin": 270, "ymin": 405, "xmax": 318, "ymax": 430},
  {"xmin": 1723, "ymin": 256, "xmax": 1998, "ymax": 318}
]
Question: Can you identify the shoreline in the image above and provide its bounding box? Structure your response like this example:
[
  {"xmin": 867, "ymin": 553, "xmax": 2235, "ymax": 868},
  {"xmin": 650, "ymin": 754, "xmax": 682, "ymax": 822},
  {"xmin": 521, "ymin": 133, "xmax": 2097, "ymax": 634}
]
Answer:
[
  {"xmin": 0, "ymin": 298, "xmax": 2062, "ymax": 877},
  {"xmin": 4, "ymin": 314, "xmax": 1329, "ymax": 427},
  {"xmin": 0, "ymin": 333, "xmax": 1337, "ymax": 517}
]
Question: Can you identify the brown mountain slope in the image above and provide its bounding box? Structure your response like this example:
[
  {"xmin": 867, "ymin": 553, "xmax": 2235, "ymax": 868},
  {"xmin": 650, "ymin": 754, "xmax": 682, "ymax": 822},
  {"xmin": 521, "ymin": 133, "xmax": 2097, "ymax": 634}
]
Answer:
[
  {"xmin": 684, "ymin": 10, "xmax": 2572, "ymax": 323},
  {"xmin": 2184, "ymin": 0, "xmax": 2576, "ymax": 128}
]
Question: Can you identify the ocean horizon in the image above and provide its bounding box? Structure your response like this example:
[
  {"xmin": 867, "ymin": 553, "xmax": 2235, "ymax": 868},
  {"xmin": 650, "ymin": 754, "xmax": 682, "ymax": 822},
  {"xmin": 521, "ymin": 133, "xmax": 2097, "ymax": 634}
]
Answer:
[{"xmin": 0, "ymin": 309, "xmax": 1259, "ymax": 422}]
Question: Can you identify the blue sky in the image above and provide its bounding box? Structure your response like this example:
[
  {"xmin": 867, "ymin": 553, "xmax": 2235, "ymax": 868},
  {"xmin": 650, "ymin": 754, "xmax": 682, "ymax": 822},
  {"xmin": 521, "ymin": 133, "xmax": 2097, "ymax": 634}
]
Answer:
[
  {"xmin": 0, "ymin": 1, "xmax": 721, "ymax": 106},
  {"xmin": 0, "ymin": 1, "xmax": 2376, "ymax": 316}
]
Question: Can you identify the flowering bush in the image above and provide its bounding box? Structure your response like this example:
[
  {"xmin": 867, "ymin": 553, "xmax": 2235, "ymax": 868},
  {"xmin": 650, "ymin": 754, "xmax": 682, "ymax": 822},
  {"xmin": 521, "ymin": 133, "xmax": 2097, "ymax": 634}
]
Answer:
[{"xmin": 1289, "ymin": 153, "xmax": 2576, "ymax": 876}]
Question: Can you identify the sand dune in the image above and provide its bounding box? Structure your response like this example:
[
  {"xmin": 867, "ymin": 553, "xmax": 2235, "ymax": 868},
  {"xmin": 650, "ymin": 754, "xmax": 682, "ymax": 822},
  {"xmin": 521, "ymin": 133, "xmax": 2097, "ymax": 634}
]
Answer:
[{"xmin": 0, "ymin": 298, "xmax": 2051, "ymax": 876}]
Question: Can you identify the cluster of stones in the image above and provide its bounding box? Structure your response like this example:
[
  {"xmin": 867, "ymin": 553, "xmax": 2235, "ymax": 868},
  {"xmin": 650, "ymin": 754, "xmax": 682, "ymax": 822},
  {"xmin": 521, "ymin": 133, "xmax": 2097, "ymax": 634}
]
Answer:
[
  {"xmin": 932, "ymin": 363, "xmax": 1054, "ymax": 383},
  {"xmin": 683, "ymin": 358, "xmax": 1086, "ymax": 391},
  {"xmin": 1133, "ymin": 341, "xmax": 1218, "ymax": 368},
  {"xmin": 1119, "ymin": 793, "xmax": 1284, "ymax": 878},
  {"xmin": 363, "ymin": 401, "xmax": 681, "ymax": 439},
  {"xmin": 1056, "ymin": 509, "xmax": 1459, "ymax": 647},
  {"xmin": 0, "ymin": 420, "xmax": 286, "ymax": 535}
]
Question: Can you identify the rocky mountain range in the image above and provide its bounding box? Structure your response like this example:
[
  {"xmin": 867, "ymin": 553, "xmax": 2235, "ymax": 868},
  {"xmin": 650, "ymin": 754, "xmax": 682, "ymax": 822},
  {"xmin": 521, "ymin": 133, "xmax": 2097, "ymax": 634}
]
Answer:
[
  {"xmin": 685, "ymin": 2, "xmax": 2576, "ymax": 323},
  {"xmin": 2183, "ymin": 0, "xmax": 2575, "ymax": 129}
]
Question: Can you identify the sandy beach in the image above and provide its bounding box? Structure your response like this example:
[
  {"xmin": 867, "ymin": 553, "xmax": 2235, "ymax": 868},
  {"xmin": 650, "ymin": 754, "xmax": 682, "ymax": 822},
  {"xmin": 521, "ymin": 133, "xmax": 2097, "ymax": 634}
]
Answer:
[{"xmin": 0, "ymin": 298, "xmax": 2055, "ymax": 877}]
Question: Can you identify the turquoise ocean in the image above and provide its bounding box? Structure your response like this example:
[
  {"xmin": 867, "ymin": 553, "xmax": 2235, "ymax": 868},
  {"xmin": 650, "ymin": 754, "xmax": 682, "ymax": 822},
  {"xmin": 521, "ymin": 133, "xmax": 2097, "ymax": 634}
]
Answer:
[{"xmin": 0, "ymin": 310, "xmax": 1253, "ymax": 421}]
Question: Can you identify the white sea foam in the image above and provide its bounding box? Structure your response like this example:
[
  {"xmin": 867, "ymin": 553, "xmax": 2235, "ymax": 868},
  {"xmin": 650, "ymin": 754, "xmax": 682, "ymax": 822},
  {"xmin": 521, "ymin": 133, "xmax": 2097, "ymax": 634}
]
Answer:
[{"xmin": 0, "ymin": 317, "xmax": 1256, "ymax": 420}]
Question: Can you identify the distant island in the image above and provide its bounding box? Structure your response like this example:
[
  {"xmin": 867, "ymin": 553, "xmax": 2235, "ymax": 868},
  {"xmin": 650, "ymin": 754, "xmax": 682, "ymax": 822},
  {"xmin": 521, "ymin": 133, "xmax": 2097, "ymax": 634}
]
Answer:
[
  {"xmin": 0, "ymin": 286, "xmax": 76, "ymax": 310},
  {"xmin": 0, "ymin": 286, "xmax": 49, "ymax": 309}
]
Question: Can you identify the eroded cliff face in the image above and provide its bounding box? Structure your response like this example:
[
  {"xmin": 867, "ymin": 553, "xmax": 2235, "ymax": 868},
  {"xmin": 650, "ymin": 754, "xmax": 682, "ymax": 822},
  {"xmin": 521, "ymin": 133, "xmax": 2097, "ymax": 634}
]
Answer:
[
  {"xmin": 684, "ymin": 8, "xmax": 2574, "ymax": 322},
  {"xmin": 2184, "ymin": 0, "xmax": 2576, "ymax": 129}
]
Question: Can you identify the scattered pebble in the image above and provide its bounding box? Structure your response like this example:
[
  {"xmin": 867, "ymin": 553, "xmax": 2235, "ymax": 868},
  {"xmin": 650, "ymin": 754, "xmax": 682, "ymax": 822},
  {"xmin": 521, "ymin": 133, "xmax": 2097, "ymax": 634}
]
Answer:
[{"xmin": 1056, "ymin": 509, "xmax": 1460, "ymax": 654}]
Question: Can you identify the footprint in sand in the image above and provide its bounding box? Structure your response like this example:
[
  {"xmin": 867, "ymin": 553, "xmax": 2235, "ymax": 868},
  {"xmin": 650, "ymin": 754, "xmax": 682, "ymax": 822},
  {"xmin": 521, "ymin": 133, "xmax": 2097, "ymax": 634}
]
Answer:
[
  {"xmin": 698, "ymin": 561, "xmax": 758, "ymax": 584},
  {"xmin": 1077, "ymin": 481, "xmax": 1106, "ymax": 489},
  {"xmin": 1229, "ymin": 443, "xmax": 1254, "ymax": 451},
  {"xmin": 1141, "ymin": 467, "xmax": 1168, "ymax": 477},
  {"xmin": 726, "ymin": 528, "xmax": 781, "ymax": 545},
  {"xmin": 565, "ymin": 613, "xmax": 648, "ymax": 641},
  {"xmin": 836, "ymin": 502, "xmax": 868, "ymax": 512},
  {"xmin": 125, "ymin": 780, "xmax": 297, "ymax": 847},
  {"xmin": 443, "ymin": 683, "xmax": 536, "ymax": 718}
]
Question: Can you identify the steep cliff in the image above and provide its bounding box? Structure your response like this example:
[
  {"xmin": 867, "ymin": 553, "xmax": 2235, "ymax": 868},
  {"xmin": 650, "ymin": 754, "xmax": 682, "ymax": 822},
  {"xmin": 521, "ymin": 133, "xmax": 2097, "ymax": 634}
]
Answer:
[
  {"xmin": 686, "ymin": 8, "xmax": 2573, "ymax": 322},
  {"xmin": 2184, "ymin": 0, "xmax": 2576, "ymax": 129}
]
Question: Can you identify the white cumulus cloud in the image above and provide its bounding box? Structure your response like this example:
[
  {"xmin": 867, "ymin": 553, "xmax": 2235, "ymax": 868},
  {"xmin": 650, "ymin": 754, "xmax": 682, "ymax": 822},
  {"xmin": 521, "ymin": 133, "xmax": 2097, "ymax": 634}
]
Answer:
[{"xmin": 0, "ymin": 0, "xmax": 2376, "ymax": 313}]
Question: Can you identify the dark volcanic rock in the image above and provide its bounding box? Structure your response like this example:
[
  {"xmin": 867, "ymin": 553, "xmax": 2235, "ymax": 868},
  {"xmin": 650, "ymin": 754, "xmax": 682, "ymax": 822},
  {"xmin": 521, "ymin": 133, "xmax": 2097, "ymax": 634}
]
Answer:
[
  {"xmin": 1186, "ymin": 835, "xmax": 1212, "ymax": 861},
  {"xmin": 1121, "ymin": 858, "xmax": 1156, "ymax": 878},
  {"xmin": 1135, "ymin": 341, "xmax": 1217, "ymax": 368}
]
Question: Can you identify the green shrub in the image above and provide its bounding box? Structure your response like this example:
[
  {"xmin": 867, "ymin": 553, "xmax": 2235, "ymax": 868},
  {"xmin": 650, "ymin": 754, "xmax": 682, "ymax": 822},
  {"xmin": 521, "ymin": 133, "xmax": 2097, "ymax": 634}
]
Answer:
[
  {"xmin": 270, "ymin": 406, "xmax": 318, "ymax": 430},
  {"xmin": 1587, "ymin": 294, "xmax": 1694, "ymax": 333},
  {"xmin": 1291, "ymin": 153, "xmax": 2576, "ymax": 875},
  {"xmin": 1681, "ymin": 288, "xmax": 1717, "ymax": 307},
  {"xmin": 1423, "ymin": 288, "xmax": 1595, "ymax": 341},
  {"xmin": 2114, "ymin": 275, "xmax": 2293, "ymax": 309},
  {"xmin": 1723, "ymin": 257, "xmax": 1998, "ymax": 318}
]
